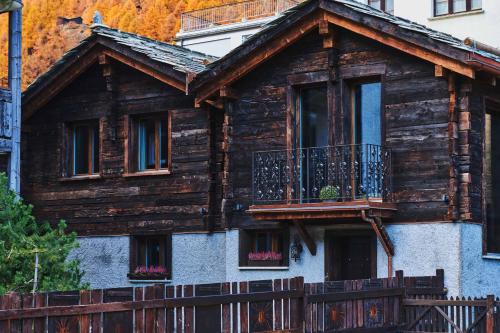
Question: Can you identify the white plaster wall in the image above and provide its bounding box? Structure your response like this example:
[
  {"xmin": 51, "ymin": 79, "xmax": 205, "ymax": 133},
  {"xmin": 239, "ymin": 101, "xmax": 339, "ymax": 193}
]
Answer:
[
  {"xmin": 377, "ymin": 223, "xmax": 462, "ymax": 295},
  {"xmin": 171, "ymin": 232, "xmax": 227, "ymax": 284},
  {"xmin": 225, "ymin": 228, "xmax": 326, "ymax": 283},
  {"xmin": 69, "ymin": 236, "xmax": 131, "ymax": 289},
  {"xmin": 460, "ymin": 223, "xmax": 500, "ymax": 297}
]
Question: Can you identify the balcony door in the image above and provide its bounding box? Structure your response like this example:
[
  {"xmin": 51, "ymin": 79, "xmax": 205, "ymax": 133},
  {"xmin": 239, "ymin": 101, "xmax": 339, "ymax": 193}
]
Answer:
[
  {"xmin": 351, "ymin": 81, "xmax": 382, "ymax": 199},
  {"xmin": 297, "ymin": 86, "xmax": 329, "ymax": 202}
]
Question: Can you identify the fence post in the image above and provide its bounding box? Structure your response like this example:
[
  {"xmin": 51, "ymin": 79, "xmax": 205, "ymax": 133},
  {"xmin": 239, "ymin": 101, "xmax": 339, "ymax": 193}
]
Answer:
[
  {"xmin": 486, "ymin": 295, "xmax": 494, "ymax": 333},
  {"xmin": 396, "ymin": 270, "xmax": 405, "ymax": 328}
]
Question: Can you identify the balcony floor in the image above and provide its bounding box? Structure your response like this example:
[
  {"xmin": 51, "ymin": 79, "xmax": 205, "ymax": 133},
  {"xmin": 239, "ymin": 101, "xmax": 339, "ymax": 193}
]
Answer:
[{"xmin": 247, "ymin": 200, "xmax": 397, "ymax": 221}]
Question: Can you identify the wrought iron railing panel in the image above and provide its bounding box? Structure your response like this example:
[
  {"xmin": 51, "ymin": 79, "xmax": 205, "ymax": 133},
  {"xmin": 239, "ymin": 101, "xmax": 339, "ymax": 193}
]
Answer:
[{"xmin": 252, "ymin": 144, "xmax": 392, "ymax": 205}]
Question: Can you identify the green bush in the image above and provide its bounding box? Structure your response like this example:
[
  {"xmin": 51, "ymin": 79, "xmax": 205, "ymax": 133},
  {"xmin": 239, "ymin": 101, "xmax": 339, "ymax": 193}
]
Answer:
[
  {"xmin": 0, "ymin": 173, "xmax": 87, "ymax": 294},
  {"xmin": 319, "ymin": 185, "xmax": 340, "ymax": 201}
]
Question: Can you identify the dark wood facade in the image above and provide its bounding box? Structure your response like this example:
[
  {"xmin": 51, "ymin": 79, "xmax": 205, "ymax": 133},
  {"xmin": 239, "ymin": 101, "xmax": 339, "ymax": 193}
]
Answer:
[
  {"xmin": 22, "ymin": 53, "xmax": 221, "ymax": 236},
  {"xmin": 20, "ymin": 0, "xmax": 500, "ymax": 264}
]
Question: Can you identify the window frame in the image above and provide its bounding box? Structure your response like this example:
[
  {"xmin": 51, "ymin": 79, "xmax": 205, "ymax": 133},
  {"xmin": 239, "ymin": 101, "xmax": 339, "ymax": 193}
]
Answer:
[
  {"xmin": 126, "ymin": 112, "xmax": 172, "ymax": 176},
  {"xmin": 239, "ymin": 229, "xmax": 290, "ymax": 268},
  {"xmin": 129, "ymin": 234, "xmax": 172, "ymax": 280},
  {"xmin": 434, "ymin": 0, "xmax": 482, "ymax": 17},
  {"xmin": 66, "ymin": 120, "xmax": 101, "ymax": 178},
  {"xmin": 367, "ymin": 0, "xmax": 394, "ymax": 14},
  {"xmin": 483, "ymin": 98, "xmax": 500, "ymax": 255}
]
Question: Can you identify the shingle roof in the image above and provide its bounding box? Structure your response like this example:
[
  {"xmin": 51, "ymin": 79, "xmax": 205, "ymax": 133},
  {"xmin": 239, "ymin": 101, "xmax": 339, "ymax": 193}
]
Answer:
[
  {"xmin": 330, "ymin": 0, "xmax": 500, "ymax": 63},
  {"xmin": 203, "ymin": 0, "xmax": 500, "ymax": 73},
  {"xmin": 24, "ymin": 25, "xmax": 218, "ymax": 97},
  {"xmin": 92, "ymin": 25, "xmax": 218, "ymax": 74}
]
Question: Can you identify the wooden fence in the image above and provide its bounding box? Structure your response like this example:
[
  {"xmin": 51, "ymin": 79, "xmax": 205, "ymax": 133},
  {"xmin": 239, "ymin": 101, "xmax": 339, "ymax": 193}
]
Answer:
[{"xmin": 0, "ymin": 270, "xmax": 498, "ymax": 333}]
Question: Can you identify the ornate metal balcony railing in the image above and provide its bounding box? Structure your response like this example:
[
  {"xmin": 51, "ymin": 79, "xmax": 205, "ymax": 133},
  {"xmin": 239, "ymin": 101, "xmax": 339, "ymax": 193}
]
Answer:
[
  {"xmin": 180, "ymin": 0, "xmax": 302, "ymax": 33},
  {"xmin": 252, "ymin": 144, "xmax": 392, "ymax": 205}
]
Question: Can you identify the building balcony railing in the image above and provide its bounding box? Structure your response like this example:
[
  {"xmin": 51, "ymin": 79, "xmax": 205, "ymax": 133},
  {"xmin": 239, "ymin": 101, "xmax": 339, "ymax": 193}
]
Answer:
[
  {"xmin": 252, "ymin": 144, "xmax": 393, "ymax": 206},
  {"xmin": 180, "ymin": 0, "xmax": 302, "ymax": 33}
]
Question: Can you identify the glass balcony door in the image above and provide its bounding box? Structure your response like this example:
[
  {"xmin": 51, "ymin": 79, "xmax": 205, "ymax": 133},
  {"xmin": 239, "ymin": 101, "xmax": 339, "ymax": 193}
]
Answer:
[
  {"xmin": 298, "ymin": 86, "xmax": 329, "ymax": 202},
  {"xmin": 352, "ymin": 82, "xmax": 382, "ymax": 199}
]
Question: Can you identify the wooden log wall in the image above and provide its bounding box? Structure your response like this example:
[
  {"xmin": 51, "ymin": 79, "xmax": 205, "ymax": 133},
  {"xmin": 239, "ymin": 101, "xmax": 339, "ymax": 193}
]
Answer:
[
  {"xmin": 228, "ymin": 29, "xmax": 453, "ymax": 227},
  {"xmin": 21, "ymin": 61, "xmax": 221, "ymax": 235}
]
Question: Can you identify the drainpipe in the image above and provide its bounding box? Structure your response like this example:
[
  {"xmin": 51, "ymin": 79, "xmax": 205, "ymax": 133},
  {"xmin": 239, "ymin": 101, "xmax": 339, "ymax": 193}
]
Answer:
[{"xmin": 361, "ymin": 210, "xmax": 393, "ymax": 278}]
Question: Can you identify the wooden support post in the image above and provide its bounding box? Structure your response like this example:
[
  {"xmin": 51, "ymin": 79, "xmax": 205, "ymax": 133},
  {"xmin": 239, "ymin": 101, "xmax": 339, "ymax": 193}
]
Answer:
[
  {"xmin": 292, "ymin": 220, "xmax": 317, "ymax": 256},
  {"xmin": 435, "ymin": 64, "xmax": 447, "ymax": 77},
  {"xmin": 486, "ymin": 295, "xmax": 494, "ymax": 333}
]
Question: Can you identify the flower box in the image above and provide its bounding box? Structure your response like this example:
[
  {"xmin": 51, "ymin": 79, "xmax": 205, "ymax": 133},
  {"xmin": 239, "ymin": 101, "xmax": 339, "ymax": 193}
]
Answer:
[
  {"xmin": 247, "ymin": 252, "xmax": 283, "ymax": 267},
  {"xmin": 247, "ymin": 259, "xmax": 282, "ymax": 267},
  {"xmin": 127, "ymin": 272, "xmax": 169, "ymax": 280},
  {"xmin": 129, "ymin": 266, "xmax": 169, "ymax": 280}
]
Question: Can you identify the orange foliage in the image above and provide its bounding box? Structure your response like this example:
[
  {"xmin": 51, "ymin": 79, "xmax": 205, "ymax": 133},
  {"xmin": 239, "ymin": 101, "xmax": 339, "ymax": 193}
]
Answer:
[{"xmin": 0, "ymin": 0, "xmax": 233, "ymax": 89}]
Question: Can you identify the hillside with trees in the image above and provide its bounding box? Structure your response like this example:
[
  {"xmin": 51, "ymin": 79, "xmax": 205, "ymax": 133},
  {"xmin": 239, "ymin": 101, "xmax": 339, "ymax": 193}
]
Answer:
[{"xmin": 0, "ymin": 0, "xmax": 230, "ymax": 89}]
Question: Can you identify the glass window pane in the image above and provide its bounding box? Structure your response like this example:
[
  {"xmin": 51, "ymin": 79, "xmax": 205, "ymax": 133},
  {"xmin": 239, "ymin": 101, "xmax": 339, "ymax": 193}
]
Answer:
[
  {"xmin": 92, "ymin": 126, "xmax": 99, "ymax": 174},
  {"xmin": 300, "ymin": 86, "xmax": 328, "ymax": 149},
  {"xmin": 138, "ymin": 119, "xmax": 156, "ymax": 170},
  {"xmin": 160, "ymin": 119, "xmax": 168, "ymax": 169},
  {"xmin": 369, "ymin": 0, "xmax": 381, "ymax": 10},
  {"xmin": 385, "ymin": 0, "xmax": 394, "ymax": 14},
  {"xmin": 486, "ymin": 110, "xmax": 500, "ymax": 253},
  {"xmin": 453, "ymin": 0, "xmax": 466, "ymax": 12},
  {"xmin": 471, "ymin": 0, "xmax": 481, "ymax": 9},
  {"xmin": 73, "ymin": 125, "xmax": 89, "ymax": 175},
  {"xmin": 147, "ymin": 239, "xmax": 161, "ymax": 267},
  {"xmin": 435, "ymin": 0, "xmax": 449, "ymax": 15},
  {"xmin": 354, "ymin": 82, "xmax": 381, "ymax": 146}
]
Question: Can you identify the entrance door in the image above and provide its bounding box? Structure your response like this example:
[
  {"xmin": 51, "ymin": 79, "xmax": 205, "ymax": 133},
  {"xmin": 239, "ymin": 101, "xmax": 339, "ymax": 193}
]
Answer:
[{"xmin": 325, "ymin": 231, "xmax": 376, "ymax": 281}]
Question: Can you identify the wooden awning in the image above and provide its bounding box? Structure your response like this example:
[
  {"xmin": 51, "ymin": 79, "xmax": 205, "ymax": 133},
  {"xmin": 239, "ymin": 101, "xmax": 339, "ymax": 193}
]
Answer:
[{"xmin": 247, "ymin": 200, "xmax": 397, "ymax": 221}]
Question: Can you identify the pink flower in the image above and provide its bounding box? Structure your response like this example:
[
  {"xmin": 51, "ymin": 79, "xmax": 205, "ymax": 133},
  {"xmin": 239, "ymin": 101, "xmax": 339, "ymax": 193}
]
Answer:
[
  {"xmin": 248, "ymin": 251, "xmax": 283, "ymax": 261},
  {"xmin": 134, "ymin": 265, "xmax": 168, "ymax": 274}
]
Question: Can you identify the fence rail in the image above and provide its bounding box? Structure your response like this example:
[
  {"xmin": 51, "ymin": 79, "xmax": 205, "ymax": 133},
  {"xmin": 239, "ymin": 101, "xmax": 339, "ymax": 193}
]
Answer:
[
  {"xmin": 180, "ymin": 0, "xmax": 302, "ymax": 33},
  {"xmin": 0, "ymin": 270, "xmax": 498, "ymax": 333}
]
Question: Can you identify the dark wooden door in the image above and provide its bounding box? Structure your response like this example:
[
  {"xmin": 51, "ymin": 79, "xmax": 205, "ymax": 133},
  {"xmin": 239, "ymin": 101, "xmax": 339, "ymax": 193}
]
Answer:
[{"xmin": 326, "ymin": 231, "xmax": 376, "ymax": 281}]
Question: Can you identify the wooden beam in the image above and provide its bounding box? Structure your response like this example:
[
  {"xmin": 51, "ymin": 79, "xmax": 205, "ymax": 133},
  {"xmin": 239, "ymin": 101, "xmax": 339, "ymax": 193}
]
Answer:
[
  {"xmin": 103, "ymin": 49, "xmax": 186, "ymax": 92},
  {"xmin": 318, "ymin": 19, "xmax": 330, "ymax": 35},
  {"xmin": 220, "ymin": 86, "xmax": 239, "ymax": 100},
  {"xmin": 292, "ymin": 220, "xmax": 317, "ymax": 256},
  {"xmin": 196, "ymin": 12, "xmax": 321, "ymax": 104},
  {"xmin": 435, "ymin": 64, "xmax": 447, "ymax": 78},
  {"xmin": 323, "ymin": 12, "xmax": 475, "ymax": 79}
]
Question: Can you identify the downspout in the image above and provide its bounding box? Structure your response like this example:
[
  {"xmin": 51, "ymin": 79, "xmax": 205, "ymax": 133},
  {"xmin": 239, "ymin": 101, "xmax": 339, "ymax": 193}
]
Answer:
[{"xmin": 361, "ymin": 210, "xmax": 394, "ymax": 278}]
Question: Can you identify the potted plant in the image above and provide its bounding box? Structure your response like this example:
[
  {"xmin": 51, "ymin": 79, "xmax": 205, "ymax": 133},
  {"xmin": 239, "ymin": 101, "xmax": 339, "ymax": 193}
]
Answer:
[
  {"xmin": 319, "ymin": 185, "xmax": 340, "ymax": 202},
  {"xmin": 128, "ymin": 265, "xmax": 169, "ymax": 280},
  {"xmin": 247, "ymin": 251, "xmax": 283, "ymax": 267}
]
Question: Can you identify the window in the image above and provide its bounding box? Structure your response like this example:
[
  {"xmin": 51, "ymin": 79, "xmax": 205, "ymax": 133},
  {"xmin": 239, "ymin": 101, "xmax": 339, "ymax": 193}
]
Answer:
[
  {"xmin": 129, "ymin": 114, "xmax": 171, "ymax": 173},
  {"xmin": 129, "ymin": 235, "xmax": 172, "ymax": 280},
  {"xmin": 434, "ymin": 0, "xmax": 481, "ymax": 16},
  {"xmin": 68, "ymin": 122, "xmax": 100, "ymax": 176},
  {"xmin": 485, "ymin": 102, "xmax": 500, "ymax": 254},
  {"xmin": 352, "ymin": 81, "xmax": 383, "ymax": 199},
  {"xmin": 368, "ymin": 0, "xmax": 394, "ymax": 14},
  {"xmin": 239, "ymin": 230, "xmax": 289, "ymax": 267}
]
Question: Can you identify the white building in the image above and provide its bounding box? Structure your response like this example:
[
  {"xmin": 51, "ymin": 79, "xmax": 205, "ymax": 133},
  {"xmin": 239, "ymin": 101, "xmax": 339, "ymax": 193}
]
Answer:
[{"xmin": 176, "ymin": 0, "xmax": 500, "ymax": 57}]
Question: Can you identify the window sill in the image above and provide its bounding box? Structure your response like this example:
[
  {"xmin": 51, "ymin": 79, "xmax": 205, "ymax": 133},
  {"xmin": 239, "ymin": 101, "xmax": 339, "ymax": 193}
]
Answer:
[
  {"xmin": 429, "ymin": 9, "xmax": 484, "ymax": 21},
  {"xmin": 238, "ymin": 266, "xmax": 289, "ymax": 271},
  {"xmin": 123, "ymin": 170, "xmax": 172, "ymax": 178},
  {"xmin": 128, "ymin": 279, "xmax": 172, "ymax": 284},
  {"xmin": 59, "ymin": 174, "xmax": 102, "ymax": 182},
  {"xmin": 483, "ymin": 253, "xmax": 500, "ymax": 261}
]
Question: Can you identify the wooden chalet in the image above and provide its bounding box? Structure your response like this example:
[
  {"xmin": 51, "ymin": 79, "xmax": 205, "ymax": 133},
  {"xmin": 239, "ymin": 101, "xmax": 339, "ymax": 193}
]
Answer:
[
  {"xmin": 193, "ymin": 0, "xmax": 500, "ymax": 285},
  {"xmin": 20, "ymin": 0, "xmax": 500, "ymax": 293},
  {"xmin": 21, "ymin": 24, "xmax": 222, "ymax": 284}
]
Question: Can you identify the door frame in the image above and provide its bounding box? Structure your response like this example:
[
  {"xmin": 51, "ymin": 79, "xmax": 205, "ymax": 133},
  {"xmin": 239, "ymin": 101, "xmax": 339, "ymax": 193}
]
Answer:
[{"xmin": 324, "ymin": 229, "xmax": 377, "ymax": 281}]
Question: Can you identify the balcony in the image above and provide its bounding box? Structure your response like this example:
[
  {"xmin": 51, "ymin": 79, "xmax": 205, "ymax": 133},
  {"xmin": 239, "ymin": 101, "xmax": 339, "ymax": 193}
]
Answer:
[
  {"xmin": 248, "ymin": 144, "xmax": 396, "ymax": 221},
  {"xmin": 180, "ymin": 0, "xmax": 302, "ymax": 33}
]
